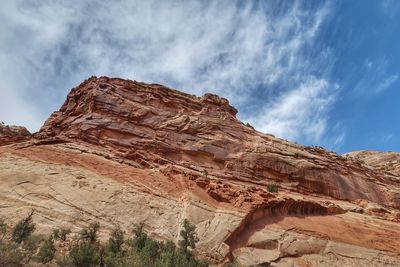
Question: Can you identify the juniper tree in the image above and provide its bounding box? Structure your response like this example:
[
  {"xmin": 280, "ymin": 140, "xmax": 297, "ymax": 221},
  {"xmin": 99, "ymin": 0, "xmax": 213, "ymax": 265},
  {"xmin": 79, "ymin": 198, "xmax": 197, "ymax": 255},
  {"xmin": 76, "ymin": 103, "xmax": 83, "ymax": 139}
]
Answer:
[
  {"xmin": 178, "ymin": 219, "xmax": 199, "ymax": 253},
  {"xmin": 12, "ymin": 211, "xmax": 35, "ymax": 244}
]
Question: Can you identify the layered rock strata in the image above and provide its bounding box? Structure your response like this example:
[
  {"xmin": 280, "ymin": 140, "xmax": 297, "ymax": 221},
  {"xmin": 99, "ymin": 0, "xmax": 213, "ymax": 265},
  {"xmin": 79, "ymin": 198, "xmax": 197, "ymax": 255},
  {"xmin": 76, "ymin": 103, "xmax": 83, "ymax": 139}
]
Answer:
[
  {"xmin": 0, "ymin": 122, "xmax": 31, "ymax": 145},
  {"xmin": 0, "ymin": 76, "xmax": 399, "ymax": 266}
]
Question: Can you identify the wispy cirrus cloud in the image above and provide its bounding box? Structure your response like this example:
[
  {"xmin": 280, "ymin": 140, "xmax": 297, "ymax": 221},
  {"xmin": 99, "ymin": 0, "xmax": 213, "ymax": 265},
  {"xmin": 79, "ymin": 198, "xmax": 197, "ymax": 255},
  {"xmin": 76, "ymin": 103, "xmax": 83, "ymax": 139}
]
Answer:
[
  {"xmin": 353, "ymin": 58, "xmax": 398, "ymax": 95},
  {"xmin": 249, "ymin": 79, "xmax": 338, "ymax": 143},
  {"xmin": 0, "ymin": 0, "xmax": 337, "ymax": 146},
  {"xmin": 376, "ymin": 74, "xmax": 398, "ymax": 93}
]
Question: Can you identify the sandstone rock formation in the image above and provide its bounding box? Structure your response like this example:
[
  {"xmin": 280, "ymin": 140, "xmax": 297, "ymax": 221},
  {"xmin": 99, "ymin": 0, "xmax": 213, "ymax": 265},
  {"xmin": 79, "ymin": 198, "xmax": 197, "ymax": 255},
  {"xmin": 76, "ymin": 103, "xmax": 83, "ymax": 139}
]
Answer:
[
  {"xmin": 1, "ymin": 76, "xmax": 399, "ymax": 266},
  {"xmin": 0, "ymin": 121, "xmax": 30, "ymax": 145},
  {"xmin": 346, "ymin": 150, "xmax": 400, "ymax": 177}
]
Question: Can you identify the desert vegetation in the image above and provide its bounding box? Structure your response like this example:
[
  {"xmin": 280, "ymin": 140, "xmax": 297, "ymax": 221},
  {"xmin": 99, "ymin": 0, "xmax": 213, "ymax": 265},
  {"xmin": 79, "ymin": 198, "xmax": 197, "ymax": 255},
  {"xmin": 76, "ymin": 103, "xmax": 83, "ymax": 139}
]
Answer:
[
  {"xmin": 0, "ymin": 212, "xmax": 208, "ymax": 267},
  {"xmin": 267, "ymin": 184, "xmax": 279, "ymax": 193}
]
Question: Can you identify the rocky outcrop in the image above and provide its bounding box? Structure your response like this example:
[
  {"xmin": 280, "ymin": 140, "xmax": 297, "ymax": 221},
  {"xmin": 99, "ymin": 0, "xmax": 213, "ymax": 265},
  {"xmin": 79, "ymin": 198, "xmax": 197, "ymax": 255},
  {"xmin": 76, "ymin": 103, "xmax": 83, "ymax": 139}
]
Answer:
[
  {"xmin": 36, "ymin": 76, "xmax": 398, "ymax": 208},
  {"xmin": 346, "ymin": 150, "xmax": 400, "ymax": 176},
  {"xmin": 0, "ymin": 122, "xmax": 31, "ymax": 146},
  {"xmin": 1, "ymin": 76, "xmax": 400, "ymax": 266}
]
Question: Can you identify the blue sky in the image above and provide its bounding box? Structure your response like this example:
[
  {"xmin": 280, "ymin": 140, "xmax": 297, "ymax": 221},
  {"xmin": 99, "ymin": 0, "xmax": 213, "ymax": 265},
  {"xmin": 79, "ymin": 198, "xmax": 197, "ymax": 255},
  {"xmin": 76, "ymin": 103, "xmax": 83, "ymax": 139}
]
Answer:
[{"xmin": 0, "ymin": 0, "xmax": 399, "ymax": 154}]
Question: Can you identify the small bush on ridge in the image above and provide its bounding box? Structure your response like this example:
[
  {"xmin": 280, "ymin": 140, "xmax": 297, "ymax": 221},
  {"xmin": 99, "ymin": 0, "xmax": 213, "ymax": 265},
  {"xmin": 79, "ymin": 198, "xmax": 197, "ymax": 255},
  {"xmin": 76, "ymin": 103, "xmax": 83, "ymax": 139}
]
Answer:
[
  {"xmin": 12, "ymin": 211, "xmax": 35, "ymax": 244},
  {"xmin": 267, "ymin": 184, "xmax": 279, "ymax": 193}
]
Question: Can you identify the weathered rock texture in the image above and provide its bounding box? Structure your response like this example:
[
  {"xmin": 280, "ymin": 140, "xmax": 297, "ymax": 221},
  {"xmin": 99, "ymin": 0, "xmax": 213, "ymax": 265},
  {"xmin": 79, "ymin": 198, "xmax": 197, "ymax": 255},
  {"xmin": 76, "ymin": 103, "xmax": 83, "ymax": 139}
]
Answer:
[
  {"xmin": 0, "ymin": 122, "xmax": 30, "ymax": 145},
  {"xmin": 346, "ymin": 150, "xmax": 400, "ymax": 177},
  {"xmin": 1, "ymin": 76, "xmax": 400, "ymax": 266}
]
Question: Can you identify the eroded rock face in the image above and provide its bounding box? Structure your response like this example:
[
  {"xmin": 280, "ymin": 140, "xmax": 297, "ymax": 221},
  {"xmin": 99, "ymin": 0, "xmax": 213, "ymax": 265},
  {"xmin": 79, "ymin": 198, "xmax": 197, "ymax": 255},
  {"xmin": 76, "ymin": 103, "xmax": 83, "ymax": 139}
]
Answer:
[
  {"xmin": 1, "ymin": 76, "xmax": 400, "ymax": 266},
  {"xmin": 0, "ymin": 122, "xmax": 31, "ymax": 145},
  {"xmin": 36, "ymin": 76, "xmax": 398, "ymax": 207},
  {"xmin": 345, "ymin": 150, "xmax": 400, "ymax": 176}
]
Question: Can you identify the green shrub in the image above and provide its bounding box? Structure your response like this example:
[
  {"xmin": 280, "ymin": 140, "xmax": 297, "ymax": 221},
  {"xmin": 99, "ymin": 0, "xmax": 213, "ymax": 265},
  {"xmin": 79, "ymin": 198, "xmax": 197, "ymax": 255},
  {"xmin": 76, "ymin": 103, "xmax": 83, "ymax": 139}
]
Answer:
[
  {"xmin": 52, "ymin": 228, "xmax": 60, "ymax": 240},
  {"xmin": 159, "ymin": 246, "xmax": 207, "ymax": 267},
  {"xmin": 267, "ymin": 184, "xmax": 278, "ymax": 193},
  {"xmin": 178, "ymin": 219, "xmax": 199, "ymax": 253},
  {"xmin": 126, "ymin": 222, "xmax": 207, "ymax": 267},
  {"xmin": 53, "ymin": 227, "xmax": 71, "ymax": 241},
  {"xmin": 69, "ymin": 241, "xmax": 100, "ymax": 267},
  {"xmin": 0, "ymin": 241, "xmax": 25, "ymax": 267},
  {"xmin": 21, "ymin": 234, "xmax": 45, "ymax": 263},
  {"xmin": 0, "ymin": 217, "xmax": 7, "ymax": 240},
  {"xmin": 60, "ymin": 228, "xmax": 71, "ymax": 241},
  {"xmin": 36, "ymin": 236, "xmax": 55, "ymax": 263},
  {"xmin": 155, "ymin": 240, "xmax": 208, "ymax": 267},
  {"xmin": 129, "ymin": 223, "xmax": 148, "ymax": 250},
  {"xmin": 12, "ymin": 211, "xmax": 36, "ymax": 244},
  {"xmin": 104, "ymin": 226, "xmax": 127, "ymax": 267},
  {"xmin": 154, "ymin": 240, "xmax": 176, "ymax": 267},
  {"xmin": 104, "ymin": 249, "xmax": 140, "ymax": 267},
  {"xmin": 79, "ymin": 222, "xmax": 100, "ymax": 243},
  {"xmin": 107, "ymin": 226, "xmax": 124, "ymax": 254},
  {"xmin": 1, "ymin": 217, "xmax": 208, "ymax": 267},
  {"xmin": 139, "ymin": 238, "xmax": 160, "ymax": 266},
  {"xmin": 173, "ymin": 219, "xmax": 207, "ymax": 267},
  {"xmin": 55, "ymin": 255, "xmax": 74, "ymax": 267}
]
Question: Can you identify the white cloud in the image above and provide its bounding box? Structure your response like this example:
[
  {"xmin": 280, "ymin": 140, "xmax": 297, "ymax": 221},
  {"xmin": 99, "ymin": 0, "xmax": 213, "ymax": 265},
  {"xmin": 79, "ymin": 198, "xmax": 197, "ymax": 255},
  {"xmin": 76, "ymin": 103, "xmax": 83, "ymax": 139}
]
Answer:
[
  {"xmin": 0, "ymin": 0, "xmax": 337, "ymax": 146},
  {"xmin": 376, "ymin": 74, "xmax": 398, "ymax": 93},
  {"xmin": 247, "ymin": 79, "xmax": 338, "ymax": 143},
  {"xmin": 353, "ymin": 58, "xmax": 398, "ymax": 95}
]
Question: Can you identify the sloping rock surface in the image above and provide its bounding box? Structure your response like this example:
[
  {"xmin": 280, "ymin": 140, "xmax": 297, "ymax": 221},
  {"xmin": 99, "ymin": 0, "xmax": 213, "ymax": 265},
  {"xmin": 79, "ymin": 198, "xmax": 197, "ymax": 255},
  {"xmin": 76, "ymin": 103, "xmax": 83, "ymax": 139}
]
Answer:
[
  {"xmin": 1, "ymin": 76, "xmax": 400, "ymax": 266},
  {"xmin": 346, "ymin": 150, "xmax": 400, "ymax": 177}
]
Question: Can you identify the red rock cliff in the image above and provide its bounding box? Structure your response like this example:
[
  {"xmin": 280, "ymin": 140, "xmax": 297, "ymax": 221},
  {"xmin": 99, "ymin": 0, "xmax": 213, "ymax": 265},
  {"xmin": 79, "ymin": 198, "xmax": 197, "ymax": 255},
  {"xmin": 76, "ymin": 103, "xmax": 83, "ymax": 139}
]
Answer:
[
  {"xmin": 36, "ymin": 76, "xmax": 399, "ymax": 208},
  {"xmin": 0, "ymin": 122, "xmax": 31, "ymax": 146},
  {"xmin": 1, "ymin": 76, "xmax": 400, "ymax": 266}
]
